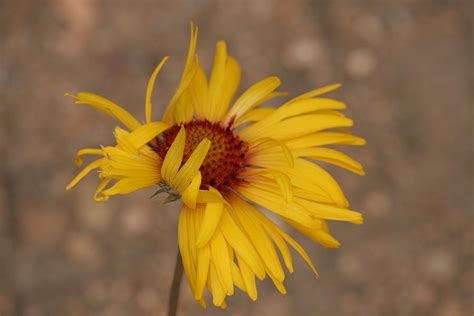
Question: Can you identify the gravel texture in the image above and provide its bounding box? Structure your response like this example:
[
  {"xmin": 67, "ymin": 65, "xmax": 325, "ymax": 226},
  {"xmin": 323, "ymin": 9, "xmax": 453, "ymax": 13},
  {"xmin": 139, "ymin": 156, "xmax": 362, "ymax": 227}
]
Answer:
[{"xmin": 0, "ymin": 0, "xmax": 472, "ymax": 315}]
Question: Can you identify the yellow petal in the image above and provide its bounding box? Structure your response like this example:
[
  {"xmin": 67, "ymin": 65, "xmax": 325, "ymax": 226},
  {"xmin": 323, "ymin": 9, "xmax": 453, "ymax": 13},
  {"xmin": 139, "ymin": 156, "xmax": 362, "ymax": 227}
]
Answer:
[
  {"xmin": 240, "ymin": 173, "xmax": 332, "ymax": 206},
  {"xmin": 178, "ymin": 207, "xmax": 197, "ymax": 293},
  {"xmin": 287, "ymin": 219, "xmax": 341, "ymax": 248},
  {"xmin": 234, "ymin": 107, "xmax": 276, "ymax": 127},
  {"xmin": 285, "ymin": 132, "xmax": 366, "ymax": 149},
  {"xmin": 254, "ymin": 91, "xmax": 289, "ymax": 107},
  {"xmin": 225, "ymin": 76, "xmax": 281, "ymax": 123},
  {"xmin": 66, "ymin": 159, "xmax": 102, "ymax": 190},
  {"xmin": 219, "ymin": 207, "xmax": 265, "ymax": 279},
  {"xmin": 75, "ymin": 148, "xmax": 103, "ymax": 166},
  {"xmin": 219, "ymin": 300, "xmax": 227, "ymax": 309},
  {"xmin": 249, "ymin": 137, "xmax": 294, "ymax": 167},
  {"xmin": 273, "ymin": 98, "xmax": 346, "ymax": 121},
  {"xmin": 251, "ymin": 158, "xmax": 349, "ymax": 208},
  {"xmin": 173, "ymin": 138, "xmax": 211, "ymax": 192},
  {"xmin": 161, "ymin": 126, "xmax": 186, "ymax": 184},
  {"xmin": 316, "ymin": 109, "xmax": 346, "ymax": 117},
  {"xmin": 241, "ymin": 114, "xmax": 353, "ymax": 141},
  {"xmin": 236, "ymin": 254, "xmax": 257, "ymax": 301},
  {"xmin": 206, "ymin": 41, "xmax": 228, "ymax": 121},
  {"xmin": 127, "ymin": 121, "xmax": 170, "ymax": 149},
  {"xmin": 195, "ymin": 243, "xmax": 210, "ymax": 300},
  {"xmin": 183, "ymin": 23, "xmax": 199, "ymax": 80},
  {"xmin": 196, "ymin": 188, "xmax": 224, "ymax": 248},
  {"xmin": 66, "ymin": 92, "xmax": 141, "ymax": 130},
  {"xmin": 196, "ymin": 189, "xmax": 228, "ymax": 204},
  {"xmin": 293, "ymin": 147, "xmax": 365, "ymax": 175},
  {"xmin": 190, "ymin": 62, "xmax": 209, "ymax": 120},
  {"xmin": 186, "ymin": 207, "xmax": 199, "ymax": 269},
  {"xmin": 173, "ymin": 89, "xmax": 196, "ymax": 124},
  {"xmin": 163, "ymin": 24, "xmax": 199, "ymax": 124},
  {"xmin": 145, "ymin": 57, "xmax": 169, "ymax": 123},
  {"xmin": 229, "ymin": 197, "xmax": 285, "ymax": 282},
  {"xmin": 182, "ymin": 172, "xmax": 202, "ymax": 209},
  {"xmin": 100, "ymin": 146, "xmax": 160, "ymax": 175},
  {"xmin": 210, "ymin": 231, "xmax": 234, "ymax": 295},
  {"xmin": 229, "ymin": 193, "xmax": 295, "ymax": 273},
  {"xmin": 267, "ymin": 270, "xmax": 287, "ymax": 294},
  {"xmin": 246, "ymin": 169, "xmax": 293, "ymax": 203},
  {"xmin": 236, "ymin": 185, "xmax": 320, "ymax": 229},
  {"xmin": 114, "ymin": 127, "xmax": 138, "ymax": 154},
  {"xmin": 296, "ymin": 198, "xmax": 364, "ymax": 224},
  {"xmin": 279, "ymin": 232, "xmax": 318, "ymax": 276},
  {"xmin": 101, "ymin": 177, "xmax": 160, "ymax": 196},
  {"xmin": 230, "ymin": 261, "xmax": 246, "ymax": 293},
  {"xmin": 93, "ymin": 178, "xmax": 111, "ymax": 202},
  {"xmin": 233, "ymin": 91, "xmax": 288, "ymax": 127},
  {"xmin": 290, "ymin": 83, "xmax": 342, "ymax": 102},
  {"xmin": 263, "ymin": 227, "xmax": 294, "ymax": 273},
  {"xmin": 252, "ymin": 208, "xmax": 319, "ymax": 276},
  {"xmin": 244, "ymin": 98, "xmax": 346, "ymax": 137},
  {"xmin": 208, "ymin": 263, "xmax": 226, "ymax": 306},
  {"xmin": 213, "ymin": 56, "xmax": 241, "ymax": 121},
  {"xmin": 196, "ymin": 297, "xmax": 207, "ymax": 309},
  {"xmin": 290, "ymin": 185, "xmax": 333, "ymax": 204}
]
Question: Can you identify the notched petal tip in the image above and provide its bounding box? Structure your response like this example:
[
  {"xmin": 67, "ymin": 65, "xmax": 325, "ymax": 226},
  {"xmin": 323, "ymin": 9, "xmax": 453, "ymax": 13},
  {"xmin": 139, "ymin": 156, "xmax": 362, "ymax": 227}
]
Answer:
[
  {"xmin": 249, "ymin": 293, "xmax": 258, "ymax": 301},
  {"xmin": 94, "ymin": 196, "xmax": 108, "ymax": 203},
  {"xmin": 352, "ymin": 213, "xmax": 364, "ymax": 224},
  {"xmin": 74, "ymin": 158, "xmax": 83, "ymax": 167}
]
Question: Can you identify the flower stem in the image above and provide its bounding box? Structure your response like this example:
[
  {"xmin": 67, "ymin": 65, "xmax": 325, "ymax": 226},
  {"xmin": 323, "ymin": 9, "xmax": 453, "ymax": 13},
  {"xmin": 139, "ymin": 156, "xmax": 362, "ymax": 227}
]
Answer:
[{"xmin": 167, "ymin": 249, "xmax": 183, "ymax": 316}]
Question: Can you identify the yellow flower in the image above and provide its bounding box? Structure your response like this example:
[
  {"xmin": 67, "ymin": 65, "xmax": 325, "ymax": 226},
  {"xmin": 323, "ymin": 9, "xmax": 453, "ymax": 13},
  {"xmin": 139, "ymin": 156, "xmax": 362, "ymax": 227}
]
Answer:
[{"xmin": 66, "ymin": 24, "xmax": 365, "ymax": 308}]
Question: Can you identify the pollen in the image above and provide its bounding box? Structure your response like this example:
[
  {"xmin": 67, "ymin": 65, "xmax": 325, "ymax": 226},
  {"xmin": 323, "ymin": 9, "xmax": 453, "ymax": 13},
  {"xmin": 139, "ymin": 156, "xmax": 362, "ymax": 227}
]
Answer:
[{"xmin": 157, "ymin": 120, "xmax": 248, "ymax": 190}]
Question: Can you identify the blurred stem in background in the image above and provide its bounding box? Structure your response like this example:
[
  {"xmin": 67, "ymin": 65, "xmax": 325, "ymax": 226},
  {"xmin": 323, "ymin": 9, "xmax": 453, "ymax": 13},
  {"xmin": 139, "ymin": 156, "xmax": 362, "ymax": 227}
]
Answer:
[{"xmin": 168, "ymin": 250, "xmax": 183, "ymax": 316}]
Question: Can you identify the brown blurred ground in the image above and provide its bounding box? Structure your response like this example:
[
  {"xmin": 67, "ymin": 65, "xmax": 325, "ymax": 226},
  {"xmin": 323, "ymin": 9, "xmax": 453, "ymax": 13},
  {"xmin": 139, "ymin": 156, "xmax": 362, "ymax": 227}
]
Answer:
[{"xmin": 0, "ymin": 0, "xmax": 472, "ymax": 315}]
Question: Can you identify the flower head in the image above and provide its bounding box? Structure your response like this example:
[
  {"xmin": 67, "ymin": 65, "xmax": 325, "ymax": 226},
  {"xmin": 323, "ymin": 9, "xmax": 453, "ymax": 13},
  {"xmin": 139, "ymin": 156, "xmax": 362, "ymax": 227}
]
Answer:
[{"xmin": 66, "ymin": 24, "xmax": 365, "ymax": 308}]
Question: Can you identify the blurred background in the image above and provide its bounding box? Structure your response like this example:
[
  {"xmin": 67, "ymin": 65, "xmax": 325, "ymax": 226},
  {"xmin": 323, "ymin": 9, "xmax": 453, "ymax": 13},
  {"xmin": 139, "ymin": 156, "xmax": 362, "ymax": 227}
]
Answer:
[{"xmin": 0, "ymin": 0, "xmax": 472, "ymax": 315}]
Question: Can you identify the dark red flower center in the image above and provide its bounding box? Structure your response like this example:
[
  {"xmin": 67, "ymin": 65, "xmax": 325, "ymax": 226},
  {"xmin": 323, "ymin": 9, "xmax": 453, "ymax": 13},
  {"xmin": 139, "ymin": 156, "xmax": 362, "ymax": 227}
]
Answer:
[{"xmin": 156, "ymin": 120, "xmax": 248, "ymax": 190}]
